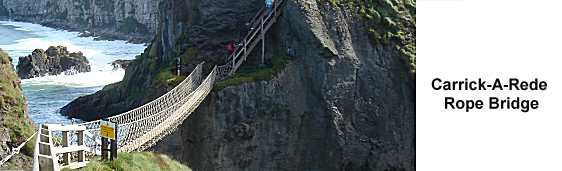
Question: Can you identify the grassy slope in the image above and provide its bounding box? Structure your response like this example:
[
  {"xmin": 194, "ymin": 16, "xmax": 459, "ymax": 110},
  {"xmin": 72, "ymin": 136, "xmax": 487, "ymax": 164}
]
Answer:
[
  {"xmin": 68, "ymin": 152, "xmax": 191, "ymax": 171},
  {"xmin": 0, "ymin": 49, "xmax": 36, "ymax": 168},
  {"xmin": 324, "ymin": 0, "xmax": 416, "ymax": 74},
  {"xmin": 214, "ymin": 55, "xmax": 290, "ymax": 90}
]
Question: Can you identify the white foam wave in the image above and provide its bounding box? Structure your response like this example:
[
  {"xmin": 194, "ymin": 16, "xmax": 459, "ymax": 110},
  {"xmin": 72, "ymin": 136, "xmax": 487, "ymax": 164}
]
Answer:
[
  {"xmin": 0, "ymin": 21, "xmax": 146, "ymax": 88},
  {"xmin": 22, "ymin": 69, "xmax": 127, "ymax": 88}
]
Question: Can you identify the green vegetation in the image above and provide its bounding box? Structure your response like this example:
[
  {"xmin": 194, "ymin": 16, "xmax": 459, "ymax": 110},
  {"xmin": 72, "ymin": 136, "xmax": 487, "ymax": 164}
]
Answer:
[
  {"xmin": 148, "ymin": 40, "xmax": 159, "ymax": 58},
  {"xmin": 155, "ymin": 67, "xmax": 186, "ymax": 87},
  {"xmin": 117, "ymin": 17, "xmax": 148, "ymax": 33},
  {"xmin": 0, "ymin": 50, "xmax": 36, "ymax": 156},
  {"xmin": 322, "ymin": 0, "xmax": 416, "ymax": 75},
  {"xmin": 65, "ymin": 152, "xmax": 191, "ymax": 171},
  {"xmin": 215, "ymin": 55, "xmax": 290, "ymax": 90},
  {"xmin": 179, "ymin": 47, "xmax": 198, "ymax": 65}
]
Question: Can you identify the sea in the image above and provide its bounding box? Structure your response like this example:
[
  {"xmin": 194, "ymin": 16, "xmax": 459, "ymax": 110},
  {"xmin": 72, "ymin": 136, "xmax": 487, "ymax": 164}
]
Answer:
[{"xmin": 0, "ymin": 21, "xmax": 146, "ymax": 125}]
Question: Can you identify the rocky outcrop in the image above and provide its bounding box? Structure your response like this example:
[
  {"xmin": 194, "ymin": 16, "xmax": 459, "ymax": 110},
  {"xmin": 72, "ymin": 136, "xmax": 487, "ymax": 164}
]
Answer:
[
  {"xmin": 63, "ymin": 0, "xmax": 415, "ymax": 170},
  {"xmin": 0, "ymin": 49, "xmax": 35, "ymax": 170},
  {"xmin": 111, "ymin": 59, "xmax": 133, "ymax": 70},
  {"xmin": 17, "ymin": 46, "xmax": 91, "ymax": 79},
  {"xmin": 0, "ymin": 0, "xmax": 162, "ymax": 43}
]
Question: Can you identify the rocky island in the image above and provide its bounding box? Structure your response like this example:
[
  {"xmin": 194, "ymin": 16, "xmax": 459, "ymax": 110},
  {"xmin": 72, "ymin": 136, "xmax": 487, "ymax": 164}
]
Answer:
[{"xmin": 16, "ymin": 46, "xmax": 90, "ymax": 79}]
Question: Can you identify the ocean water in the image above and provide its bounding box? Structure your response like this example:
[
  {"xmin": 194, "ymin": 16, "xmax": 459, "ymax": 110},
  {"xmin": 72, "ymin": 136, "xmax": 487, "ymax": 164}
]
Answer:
[{"xmin": 0, "ymin": 21, "xmax": 146, "ymax": 124}]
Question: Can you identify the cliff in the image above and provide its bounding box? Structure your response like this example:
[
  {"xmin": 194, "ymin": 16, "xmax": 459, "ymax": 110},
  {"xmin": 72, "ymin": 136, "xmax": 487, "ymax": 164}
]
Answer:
[
  {"xmin": 0, "ymin": 0, "xmax": 162, "ymax": 43},
  {"xmin": 0, "ymin": 49, "xmax": 35, "ymax": 170},
  {"xmin": 150, "ymin": 0, "xmax": 415, "ymax": 170},
  {"xmin": 62, "ymin": 0, "xmax": 415, "ymax": 170}
]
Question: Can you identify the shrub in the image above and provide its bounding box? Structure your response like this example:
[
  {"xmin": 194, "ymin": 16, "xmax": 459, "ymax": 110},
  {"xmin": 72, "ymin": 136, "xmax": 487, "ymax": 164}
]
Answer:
[{"xmin": 155, "ymin": 68, "xmax": 186, "ymax": 87}]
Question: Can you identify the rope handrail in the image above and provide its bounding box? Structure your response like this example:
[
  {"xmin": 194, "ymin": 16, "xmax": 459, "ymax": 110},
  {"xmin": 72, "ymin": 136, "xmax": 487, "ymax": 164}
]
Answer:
[
  {"xmin": 78, "ymin": 63, "xmax": 204, "ymax": 127},
  {"xmin": 0, "ymin": 131, "xmax": 37, "ymax": 166},
  {"xmin": 119, "ymin": 67, "xmax": 217, "ymax": 152}
]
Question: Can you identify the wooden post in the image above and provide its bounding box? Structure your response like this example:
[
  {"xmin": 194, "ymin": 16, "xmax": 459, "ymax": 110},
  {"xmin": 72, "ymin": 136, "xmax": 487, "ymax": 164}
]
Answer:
[
  {"xmin": 101, "ymin": 137, "xmax": 108, "ymax": 161},
  {"xmin": 77, "ymin": 130, "xmax": 85, "ymax": 162},
  {"xmin": 62, "ymin": 131, "xmax": 70, "ymax": 165},
  {"xmin": 176, "ymin": 57, "xmax": 181, "ymax": 76},
  {"xmin": 232, "ymin": 53, "xmax": 235, "ymax": 69},
  {"xmin": 274, "ymin": 0, "xmax": 278, "ymax": 15},
  {"xmin": 243, "ymin": 39, "xmax": 247, "ymax": 57},
  {"xmin": 110, "ymin": 124, "xmax": 118, "ymax": 161}
]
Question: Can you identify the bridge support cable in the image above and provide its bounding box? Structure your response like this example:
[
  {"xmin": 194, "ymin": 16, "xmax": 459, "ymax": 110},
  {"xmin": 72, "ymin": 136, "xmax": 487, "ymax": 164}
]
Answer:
[{"xmin": 0, "ymin": 131, "xmax": 37, "ymax": 167}]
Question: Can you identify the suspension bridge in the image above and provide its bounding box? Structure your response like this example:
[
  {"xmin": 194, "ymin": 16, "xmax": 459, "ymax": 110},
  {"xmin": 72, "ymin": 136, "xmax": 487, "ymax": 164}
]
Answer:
[{"xmin": 0, "ymin": 1, "xmax": 287, "ymax": 170}]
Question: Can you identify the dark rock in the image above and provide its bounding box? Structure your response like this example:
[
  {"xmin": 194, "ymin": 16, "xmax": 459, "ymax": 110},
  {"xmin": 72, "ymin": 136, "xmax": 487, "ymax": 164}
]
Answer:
[
  {"xmin": 16, "ymin": 46, "xmax": 91, "ymax": 79},
  {"xmin": 111, "ymin": 59, "xmax": 133, "ymax": 70}
]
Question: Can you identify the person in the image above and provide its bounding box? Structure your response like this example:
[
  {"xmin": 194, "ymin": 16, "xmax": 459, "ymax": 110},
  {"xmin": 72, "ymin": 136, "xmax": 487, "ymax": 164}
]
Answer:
[
  {"xmin": 287, "ymin": 47, "xmax": 295, "ymax": 58},
  {"xmin": 226, "ymin": 42, "xmax": 236, "ymax": 55},
  {"xmin": 265, "ymin": 0, "xmax": 273, "ymax": 15}
]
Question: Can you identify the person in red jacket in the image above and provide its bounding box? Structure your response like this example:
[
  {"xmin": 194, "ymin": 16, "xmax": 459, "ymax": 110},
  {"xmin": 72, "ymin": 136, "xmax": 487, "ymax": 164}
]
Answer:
[{"xmin": 226, "ymin": 42, "xmax": 235, "ymax": 54}]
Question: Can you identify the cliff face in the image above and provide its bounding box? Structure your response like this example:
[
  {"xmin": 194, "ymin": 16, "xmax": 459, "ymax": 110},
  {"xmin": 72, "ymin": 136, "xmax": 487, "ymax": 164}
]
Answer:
[
  {"xmin": 0, "ymin": 0, "xmax": 161, "ymax": 43},
  {"xmin": 151, "ymin": 0, "xmax": 415, "ymax": 170},
  {"xmin": 0, "ymin": 0, "xmax": 8, "ymax": 18},
  {"xmin": 0, "ymin": 49, "xmax": 35, "ymax": 170},
  {"xmin": 62, "ymin": 0, "xmax": 415, "ymax": 170}
]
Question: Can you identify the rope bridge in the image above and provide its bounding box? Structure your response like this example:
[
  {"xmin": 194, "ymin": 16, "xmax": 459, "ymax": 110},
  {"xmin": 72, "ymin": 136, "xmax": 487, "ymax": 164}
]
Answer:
[{"xmin": 0, "ymin": 0, "xmax": 287, "ymax": 170}]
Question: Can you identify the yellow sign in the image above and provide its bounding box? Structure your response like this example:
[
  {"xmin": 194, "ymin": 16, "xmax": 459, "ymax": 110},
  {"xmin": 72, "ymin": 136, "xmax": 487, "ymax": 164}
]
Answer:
[{"xmin": 100, "ymin": 121, "xmax": 116, "ymax": 140}]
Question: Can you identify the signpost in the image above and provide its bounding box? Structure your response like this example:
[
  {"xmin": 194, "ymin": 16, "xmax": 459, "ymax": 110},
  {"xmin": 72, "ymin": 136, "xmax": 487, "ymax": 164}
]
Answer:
[{"xmin": 100, "ymin": 120, "xmax": 118, "ymax": 161}]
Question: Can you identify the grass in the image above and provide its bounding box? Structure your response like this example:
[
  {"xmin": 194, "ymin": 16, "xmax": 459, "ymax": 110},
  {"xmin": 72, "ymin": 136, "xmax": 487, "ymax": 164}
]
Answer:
[
  {"xmin": 179, "ymin": 47, "xmax": 198, "ymax": 65},
  {"xmin": 0, "ymin": 49, "xmax": 36, "ymax": 156},
  {"xmin": 214, "ymin": 55, "xmax": 290, "ymax": 90},
  {"xmin": 65, "ymin": 152, "xmax": 191, "ymax": 171},
  {"xmin": 155, "ymin": 67, "xmax": 186, "ymax": 88}
]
